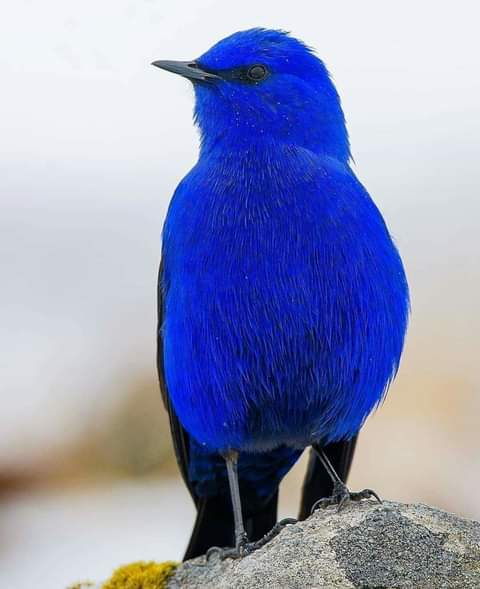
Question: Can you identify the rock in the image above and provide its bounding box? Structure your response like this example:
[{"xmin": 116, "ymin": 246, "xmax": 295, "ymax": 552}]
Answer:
[{"xmin": 167, "ymin": 501, "xmax": 480, "ymax": 589}]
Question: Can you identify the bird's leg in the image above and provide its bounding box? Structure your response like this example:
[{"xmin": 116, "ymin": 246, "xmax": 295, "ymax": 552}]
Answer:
[
  {"xmin": 310, "ymin": 444, "xmax": 382, "ymax": 513},
  {"xmin": 225, "ymin": 450, "xmax": 249, "ymax": 551},
  {"xmin": 206, "ymin": 450, "xmax": 297, "ymax": 561},
  {"xmin": 206, "ymin": 450, "xmax": 249, "ymax": 560}
]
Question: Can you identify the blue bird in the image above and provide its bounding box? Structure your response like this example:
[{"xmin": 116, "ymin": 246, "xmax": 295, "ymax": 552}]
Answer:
[{"xmin": 153, "ymin": 28, "xmax": 409, "ymax": 559}]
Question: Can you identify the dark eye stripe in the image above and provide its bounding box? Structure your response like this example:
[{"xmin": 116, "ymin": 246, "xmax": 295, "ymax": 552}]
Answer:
[{"xmin": 211, "ymin": 64, "xmax": 270, "ymax": 84}]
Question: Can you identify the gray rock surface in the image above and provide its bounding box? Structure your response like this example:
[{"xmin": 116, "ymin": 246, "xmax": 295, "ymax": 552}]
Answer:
[{"xmin": 168, "ymin": 501, "xmax": 480, "ymax": 589}]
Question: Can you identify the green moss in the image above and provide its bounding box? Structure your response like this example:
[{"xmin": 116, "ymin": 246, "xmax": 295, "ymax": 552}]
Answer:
[{"xmin": 101, "ymin": 561, "xmax": 178, "ymax": 589}]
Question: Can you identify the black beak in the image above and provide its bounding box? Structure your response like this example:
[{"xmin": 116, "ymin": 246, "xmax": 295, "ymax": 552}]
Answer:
[{"xmin": 151, "ymin": 60, "xmax": 220, "ymax": 82}]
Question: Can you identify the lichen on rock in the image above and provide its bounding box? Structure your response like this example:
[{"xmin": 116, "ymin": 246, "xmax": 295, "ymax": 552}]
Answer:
[
  {"xmin": 101, "ymin": 561, "xmax": 178, "ymax": 589},
  {"xmin": 78, "ymin": 501, "xmax": 480, "ymax": 589}
]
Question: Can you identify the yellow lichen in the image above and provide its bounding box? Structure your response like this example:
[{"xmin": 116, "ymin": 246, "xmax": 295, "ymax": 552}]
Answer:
[{"xmin": 101, "ymin": 561, "xmax": 178, "ymax": 589}]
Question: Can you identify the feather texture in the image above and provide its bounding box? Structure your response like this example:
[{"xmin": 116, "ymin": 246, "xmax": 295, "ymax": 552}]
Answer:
[
  {"xmin": 162, "ymin": 146, "xmax": 408, "ymax": 451},
  {"xmin": 156, "ymin": 28, "xmax": 409, "ymax": 558}
]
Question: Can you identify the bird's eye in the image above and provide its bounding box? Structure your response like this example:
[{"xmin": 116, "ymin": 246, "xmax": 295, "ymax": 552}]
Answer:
[{"xmin": 246, "ymin": 64, "xmax": 268, "ymax": 82}]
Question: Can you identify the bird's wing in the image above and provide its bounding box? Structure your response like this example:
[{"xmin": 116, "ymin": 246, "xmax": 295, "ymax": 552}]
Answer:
[{"xmin": 157, "ymin": 259, "xmax": 197, "ymax": 505}]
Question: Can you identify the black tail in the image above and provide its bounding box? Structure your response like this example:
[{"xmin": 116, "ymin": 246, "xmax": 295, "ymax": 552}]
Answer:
[
  {"xmin": 298, "ymin": 437, "xmax": 358, "ymax": 520},
  {"xmin": 184, "ymin": 491, "xmax": 278, "ymax": 561}
]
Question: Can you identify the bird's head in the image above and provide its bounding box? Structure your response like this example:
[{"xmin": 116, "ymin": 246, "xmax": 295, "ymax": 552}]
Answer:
[{"xmin": 153, "ymin": 28, "xmax": 350, "ymax": 161}]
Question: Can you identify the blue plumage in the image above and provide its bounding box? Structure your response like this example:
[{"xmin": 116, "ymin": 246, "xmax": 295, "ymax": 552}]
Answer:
[
  {"xmin": 194, "ymin": 29, "xmax": 350, "ymax": 159},
  {"xmin": 155, "ymin": 28, "xmax": 409, "ymax": 556},
  {"xmin": 161, "ymin": 29, "xmax": 408, "ymax": 452}
]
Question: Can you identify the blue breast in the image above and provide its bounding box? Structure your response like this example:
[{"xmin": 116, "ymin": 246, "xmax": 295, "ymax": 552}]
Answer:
[{"xmin": 161, "ymin": 143, "xmax": 409, "ymax": 453}]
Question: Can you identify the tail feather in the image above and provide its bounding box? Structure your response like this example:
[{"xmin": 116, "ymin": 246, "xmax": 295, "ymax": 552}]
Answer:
[{"xmin": 184, "ymin": 496, "xmax": 233, "ymax": 560}]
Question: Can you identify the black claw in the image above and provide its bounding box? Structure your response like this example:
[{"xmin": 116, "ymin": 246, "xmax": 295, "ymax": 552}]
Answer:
[
  {"xmin": 362, "ymin": 488, "xmax": 382, "ymax": 504},
  {"xmin": 206, "ymin": 545, "xmax": 243, "ymax": 561},
  {"xmin": 251, "ymin": 517, "xmax": 297, "ymax": 550},
  {"xmin": 311, "ymin": 484, "xmax": 382, "ymax": 514},
  {"xmin": 337, "ymin": 494, "xmax": 349, "ymax": 512},
  {"xmin": 205, "ymin": 532, "xmax": 253, "ymax": 561},
  {"xmin": 204, "ymin": 518, "xmax": 297, "ymax": 562},
  {"xmin": 205, "ymin": 545, "xmax": 224, "ymax": 561},
  {"xmin": 311, "ymin": 497, "xmax": 330, "ymax": 512}
]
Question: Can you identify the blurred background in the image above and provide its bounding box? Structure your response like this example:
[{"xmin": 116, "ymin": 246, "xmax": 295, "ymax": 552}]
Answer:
[{"xmin": 1, "ymin": 0, "xmax": 479, "ymax": 587}]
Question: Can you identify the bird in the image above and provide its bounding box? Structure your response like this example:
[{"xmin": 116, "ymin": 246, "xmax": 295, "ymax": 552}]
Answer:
[{"xmin": 152, "ymin": 28, "xmax": 409, "ymax": 560}]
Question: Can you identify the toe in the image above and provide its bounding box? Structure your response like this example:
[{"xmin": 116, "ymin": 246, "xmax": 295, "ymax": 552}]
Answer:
[
  {"xmin": 364, "ymin": 489, "xmax": 382, "ymax": 503},
  {"xmin": 311, "ymin": 497, "xmax": 332, "ymax": 513}
]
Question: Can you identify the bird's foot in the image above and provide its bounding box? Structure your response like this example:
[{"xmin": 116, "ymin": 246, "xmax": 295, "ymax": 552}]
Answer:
[
  {"xmin": 205, "ymin": 545, "xmax": 245, "ymax": 561},
  {"xmin": 206, "ymin": 532, "xmax": 251, "ymax": 561},
  {"xmin": 248, "ymin": 517, "xmax": 297, "ymax": 552},
  {"xmin": 311, "ymin": 481, "xmax": 381, "ymax": 513},
  {"xmin": 205, "ymin": 518, "xmax": 297, "ymax": 561}
]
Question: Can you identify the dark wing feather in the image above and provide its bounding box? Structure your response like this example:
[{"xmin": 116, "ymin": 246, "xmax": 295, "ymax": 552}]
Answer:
[{"xmin": 157, "ymin": 259, "xmax": 197, "ymax": 505}]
